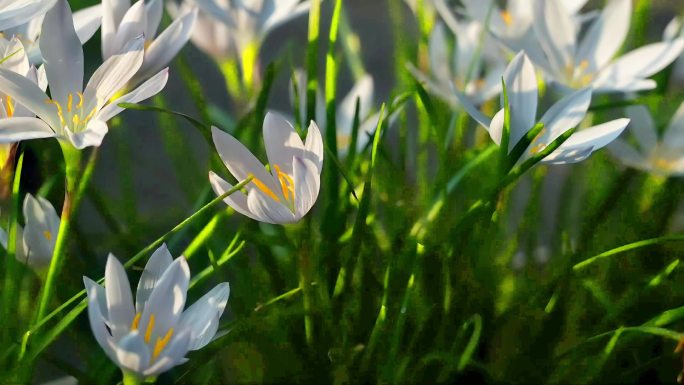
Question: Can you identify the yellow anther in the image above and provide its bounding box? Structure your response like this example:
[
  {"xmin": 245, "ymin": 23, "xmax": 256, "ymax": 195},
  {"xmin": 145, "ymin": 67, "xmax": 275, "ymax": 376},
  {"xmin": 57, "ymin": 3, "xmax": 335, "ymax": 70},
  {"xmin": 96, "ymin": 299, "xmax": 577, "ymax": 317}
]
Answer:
[
  {"xmin": 83, "ymin": 106, "xmax": 97, "ymax": 122},
  {"xmin": 337, "ymin": 134, "xmax": 351, "ymax": 149},
  {"xmin": 501, "ymin": 10, "xmax": 513, "ymax": 26},
  {"xmin": 5, "ymin": 96, "xmax": 13, "ymax": 117},
  {"xmin": 43, "ymin": 230, "xmax": 52, "ymax": 241},
  {"xmin": 152, "ymin": 328, "xmax": 174, "ymax": 360},
  {"xmin": 655, "ymin": 158, "xmax": 675, "ymax": 170},
  {"xmin": 144, "ymin": 314, "xmax": 155, "ymax": 343},
  {"xmin": 579, "ymin": 59, "xmax": 589, "ymax": 70},
  {"xmin": 530, "ymin": 144, "xmax": 546, "ymax": 154},
  {"xmin": 130, "ymin": 312, "xmax": 142, "ymax": 331},
  {"xmin": 46, "ymin": 99, "xmax": 65, "ymax": 125},
  {"xmin": 75, "ymin": 92, "xmax": 84, "ymax": 109},
  {"xmin": 580, "ymin": 74, "xmax": 594, "ymax": 86},
  {"xmin": 67, "ymin": 93, "xmax": 73, "ymax": 112},
  {"xmin": 248, "ymin": 173, "xmax": 281, "ymax": 202},
  {"xmin": 274, "ymin": 164, "xmax": 295, "ymax": 201},
  {"xmin": 72, "ymin": 114, "xmax": 81, "ymax": 125}
]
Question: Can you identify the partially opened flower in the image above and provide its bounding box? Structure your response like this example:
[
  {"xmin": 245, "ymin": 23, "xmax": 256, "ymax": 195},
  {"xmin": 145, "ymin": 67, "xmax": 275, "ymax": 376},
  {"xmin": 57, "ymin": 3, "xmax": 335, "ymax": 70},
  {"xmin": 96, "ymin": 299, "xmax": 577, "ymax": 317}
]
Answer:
[
  {"xmin": 529, "ymin": 0, "xmax": 684, "ymax": 93},
  {"xmin": 609, "ymin": 104, "xmax": 684, "ymax": 176},
  {"xmin": 83, "ymin": 245, "xmax": 230, "ymax": 381},
  {"xmin": 456, "ymin": 51, "xmax": 629, "ymax": 164},
  {"xmin": 0, "ymin": 0, "xmax": 168, "ymax": 149},
  {"xmin": 0, "ymin": 0, "xmax": 57, "ymax": 31},
  {"xmin": 102, "ymin": 0, "xmax": 197, "ymax": 86},
  {"xmin": 0, "ymin": 193, "xmax": 60, "ymax": 271},
  {"xmin": 209, "ymin": 112, "xmax": 323, "ymax": 224}
]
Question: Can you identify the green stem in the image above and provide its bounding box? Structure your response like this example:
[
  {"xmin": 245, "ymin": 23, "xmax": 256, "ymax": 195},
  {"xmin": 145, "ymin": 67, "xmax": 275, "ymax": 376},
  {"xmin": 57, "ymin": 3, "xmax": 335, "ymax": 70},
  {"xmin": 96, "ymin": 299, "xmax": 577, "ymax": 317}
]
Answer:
[{"xmin": 122, "ymin": 371, "xmax": 144, "ymax": 385}]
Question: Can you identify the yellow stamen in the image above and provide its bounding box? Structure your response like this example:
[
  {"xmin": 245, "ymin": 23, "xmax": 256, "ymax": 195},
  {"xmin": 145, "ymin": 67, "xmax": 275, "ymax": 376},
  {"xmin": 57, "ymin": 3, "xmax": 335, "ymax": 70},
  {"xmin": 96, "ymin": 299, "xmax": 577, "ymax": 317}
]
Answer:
[
  {"xmin": 152, "ymin": 328, "xmax": 174, "ymax": 359},
  {"xmin": 5, "ymin": 96, "xmax": 13, "ymax": 117},
  {"xmin": 130, "ymin": 312, "xmax": 142, "ymax": 330},
  {"xmin": 655, "ymin": 158, "xmax": 675, "ymax": 170},
  {"xmin": 46, "ymin": 99, "xmax": 65, "ymax": 125},
  {"xmin": 530, "ymin": 144, "xmax": 546, "ymax": 154},
  {"xmin": 67, "ymin": 93, "xmax": 73, "ymax": 112},
  {"xmin": 501, "ymin": 10, "xmax": 513, "ymax": 26},
  {"xmin": 43, "ymin": 230, "xmax": 52, "ymax": 241},
  {"xmin": 72, "ymin": 114, "xmax": 81, "ymax": 126},
  {"xmin": 83, "ymin": 106, "xmax": 97, "ymax": 122},
  {"xmin": 248, "ymin": 173, "xmax": 281, "ymax": 202},
  {"xmin": 274, "ymin": 164, "xmax": 295, "ymax": 201},
  {"xmin": 144, "ymin": 314, "xmax": 155, "ymax": 343},
  {"xmin": 579, "ymin": 59, "xmax": 589, "ymax": 70},
  {"xmin": 76, "ymin": 92, "xmax": 84, "ymax": 109}
]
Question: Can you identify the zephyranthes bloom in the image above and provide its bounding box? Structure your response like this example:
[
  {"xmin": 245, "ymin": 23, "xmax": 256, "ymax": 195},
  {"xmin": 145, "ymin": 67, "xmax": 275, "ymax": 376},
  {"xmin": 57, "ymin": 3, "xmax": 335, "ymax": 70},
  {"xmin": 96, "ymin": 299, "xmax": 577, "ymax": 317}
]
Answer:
[
  {"xmin": 609, "ymin": 103, "xmax": 684, "ymax": 176},
  {"xmin": 0, "ymin": 0, "xmax": 168, "ymax": 149},
  {"xmin": 209, "ymin": 112, "xmax": 323, "ymax": 224},
  {"xmin": 102, "ymin": 0, "xmax": 197, "ymax": 86},
  {"xmin": 0, "ymin": 193, "xmax": 60, "ymax": 271},
  {"xmin": 84, "ymin": 244, "xmax": 230, "ymax": 380},
  {"xmin": 456, "ymin": 51, "xmax": 629, "ymax": 164}
]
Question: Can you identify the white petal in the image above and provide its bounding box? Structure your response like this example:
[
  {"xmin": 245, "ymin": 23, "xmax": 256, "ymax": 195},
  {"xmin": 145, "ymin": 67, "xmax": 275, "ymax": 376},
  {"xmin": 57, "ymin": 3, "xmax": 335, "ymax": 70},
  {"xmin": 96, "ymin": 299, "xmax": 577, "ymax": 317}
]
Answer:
[
  {"xmin": 504, "ymin": 51, "xmax": 538, "ymax": 149},
  {"xmin": 246, "ymin": 189, "xmax": 296, "ymax": 224},
  {"xmin": 105, "ymin": 254, "xmax": 135, "ymax": 341},
  {"xmin": 663, "ymin": 101, "xmax": 684, "ymax": 150},
  {"xmin": 607, "ymin": 138, "xmax": 646, "ymax": 169},
  {"xmin": 0, "ymin": 68, "xmax": 57, "ymax": 127},
  {"xmin": 303, "ymin": 120, "xmax": 323, "ymax": 173},
  {"xmin": 532, "ymin": 0, "xmax": 576, "ymax": 75},
  {"xmin": 538, "ymin": 87, "xmax": 592, "ymax": 144},
  {"xmin": 83, "ymin": 36, "xmax": 145, "ymax": 113},
  {"xmin": 178, "ymin": 282, "xmax": 230, "ymax": 350},
  {"xmin": 22, "ymin": 193, "xmax": 59, "ymax": 266},
  {"xmin": 73, "ymin": 4, "xmax": 103, "ymax": 44},
  {"xmin": 111, "ymin": 1, "xmax": 147, "ymax": 58},
  {"xmin": 542, "ymin": 118, "xmax": 629, "ymax": 164},
  {"xmin": 0, "ymin": 0, "xmax": 56, "ymax": 31},
  {"xmin": 102, "ymin": 0, "xmax": 133, "ymax": 59},
  {"xmin": 293, "ymin": 156, "xmax": 320, "ymax": 219},
  {"xmin": 98, "ymin": 68, "xmax": 168, "ymax": 122},
  {"xmin": 138, "ymin": 257, "xmax": 190, "ymax": 347},
  {"xmin": 135, "ymin": 243, "xmax": 174, "ymax": 314},
  {"xmin": 0, "ymin": 118, "xmax": 55, "ymax": 142},
  {"xmin": 576, "ymin": 0, "xmax": 631, "ymax": 72},
  {"xmin": 145, "ymin": 0, "xmax": 163, "ymax": 38},
  {"xmin": 208, "ymin": 171, "xmax": 260, "ymax": 221},
  {"xmin": 211, "ymin": 126, "xmax": 280, "ymax": 195},
  {"xmin": 489, "ymin": 108, "xmax": 504, "ymax": 146},
  {"xmin": 428, "ymin": 23, "xmax": 451, "ymax": 85},
  {"xmin": 336, "ymin": 75, "xmax": 374, "ymax": 138},
  {"xmin": 114, "ymin": 331, "xmax": 150, "ymax": 374},
  {"xmin": 65, "ymin": 120, "xmax": 108, "ymax": 149},
  {"xmin": 136, "ymin": 7, "xmax": 197, "ymax": 84},
  {"xmin": 84, "ymin": 277, "xmax": 118, "ymax": 364},
  {"xmin": 142, "ymin": 329, "xmax": 191, "ymax": 377},
  {"xmin": 263, "ymin": 111, "xmax": 305, "ymax": 177},
  {"xmin": 261, "ymin": 1, "xmax": 310, "ymax": 38},
  {"xmin": 625, "ymin": 105, "xmax": 657, "ymax": 153},
  {"xmin": 39, "ymin": 0, "xmax": 84, "ymax": 106}
]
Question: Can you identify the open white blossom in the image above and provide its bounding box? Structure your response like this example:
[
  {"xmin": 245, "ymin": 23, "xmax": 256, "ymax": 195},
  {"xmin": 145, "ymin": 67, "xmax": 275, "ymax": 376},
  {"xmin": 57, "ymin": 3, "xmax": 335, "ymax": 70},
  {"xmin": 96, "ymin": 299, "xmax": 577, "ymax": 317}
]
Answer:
[
  {"xmin": 209, "ymin": 112, "xmax": 323, "ymax": 224},
  {"xmin": 84, "ymin": 245, "xmax": 230, "ymax": 380}
]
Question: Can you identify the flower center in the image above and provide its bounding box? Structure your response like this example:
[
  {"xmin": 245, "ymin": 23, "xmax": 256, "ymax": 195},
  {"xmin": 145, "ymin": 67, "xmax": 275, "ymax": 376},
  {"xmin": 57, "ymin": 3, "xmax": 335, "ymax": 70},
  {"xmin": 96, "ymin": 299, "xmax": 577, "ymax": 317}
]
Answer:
[
  {"xmin": 569, "ymin": 59, "xmax": 594, "ymax": 87},
  {"xmin": 45, "ymin": 92, "xmax": 97, "ymax": 132},
  {"xmin": 248, "ymin": 164, "xmax": 296, "ymax": 211},
  {"xmin": 501, "ymin": 10, "xmax": 513, "ymax": 26},
  {"xmin": 130, "ymin": 312, "xmax": 175, "ymax": 362}
]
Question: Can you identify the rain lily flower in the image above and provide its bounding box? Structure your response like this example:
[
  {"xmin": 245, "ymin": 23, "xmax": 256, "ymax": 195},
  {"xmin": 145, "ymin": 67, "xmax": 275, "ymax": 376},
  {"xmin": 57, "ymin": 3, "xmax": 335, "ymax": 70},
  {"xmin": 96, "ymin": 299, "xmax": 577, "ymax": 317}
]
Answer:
[
  {"xmin": 102, "ymin": 0, "xmax": 197, "ymax": 86},
  {"xmin": 3, "ymin": 3, "xmax": 102, "ymax": 64},
  {"xmin": 0, "ymin": 0, "xmax": 56, "ymax": 31},
  {"xmin": 529, "ymin": 0, "xmax": 684, "ymax": 93},
  {"xmin": 83, "ymin": 245, "xmax": 230, "ymax": 380},
  {"xmin": 209, "ymin": 112, "xmax": 323, "ymax": 224},
  {"xmin": 609, "ymin": 104, "xmax": 684, "ymax": 176},
  {"xmin": 0, "ymin": 0, "xmax": 168, "ymax": 149},
  {"xmin": 0, "ymin": 193, "xmax": 60, "ymax": 271},
  {"xmin": 456, "ymin": 51, "xmax": 629, "ymax": 164}
]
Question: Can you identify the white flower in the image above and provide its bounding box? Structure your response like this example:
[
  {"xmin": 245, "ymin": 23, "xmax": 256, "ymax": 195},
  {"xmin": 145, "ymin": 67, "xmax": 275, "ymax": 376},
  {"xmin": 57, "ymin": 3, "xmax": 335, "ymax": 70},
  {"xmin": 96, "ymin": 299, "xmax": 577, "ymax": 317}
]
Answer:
[
  {"xmin": 102, "ymin": 0, "xmax": 197, "ymax": 86},
  {"xmin": 84, "ymin": 245, "xmax": 230, "ymax": 379},
  {"xmin": 209, "ymin": 112, "xmax": 323, "ymax": 224},
  {"xmin": 457, "ymin": 51, "xmax": 630, "ymax": 164},
  {"xmin": 3, "ymin": 3, "xmax": 102, "ymax": 64},
  {"xmin": 0, "ymin": 0, "xmax": 57, "ymax": 31},
  {"xmin": 0, "ymin": 193, "xmax": 60, "ymax": 271},
  {"xmin": 0, "ymin": 0, "xmax": 168, "ymax": 149},
  {"xmin": 609, "ymin": 103, "xmax": 684, "ymax": 176},
  {"xmin": 529, "ymin": 0, "xmax": 684, "ymax": 93}
]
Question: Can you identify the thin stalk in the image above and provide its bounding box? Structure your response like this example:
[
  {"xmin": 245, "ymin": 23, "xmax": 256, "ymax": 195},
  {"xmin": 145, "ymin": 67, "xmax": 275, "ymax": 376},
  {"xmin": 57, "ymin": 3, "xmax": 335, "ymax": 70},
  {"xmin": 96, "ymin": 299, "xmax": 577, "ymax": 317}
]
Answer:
[{"xmin": 1, "ymin": 151, "xmax": 22, "ymax": 346}]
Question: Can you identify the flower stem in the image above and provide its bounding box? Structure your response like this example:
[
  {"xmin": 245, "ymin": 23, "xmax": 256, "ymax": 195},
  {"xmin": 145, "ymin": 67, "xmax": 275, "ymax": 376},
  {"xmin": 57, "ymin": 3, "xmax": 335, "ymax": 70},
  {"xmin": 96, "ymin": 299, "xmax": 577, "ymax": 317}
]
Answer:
[{"xmin": 122, "ymin": 371, "xmax": 144, "ymax": 385}]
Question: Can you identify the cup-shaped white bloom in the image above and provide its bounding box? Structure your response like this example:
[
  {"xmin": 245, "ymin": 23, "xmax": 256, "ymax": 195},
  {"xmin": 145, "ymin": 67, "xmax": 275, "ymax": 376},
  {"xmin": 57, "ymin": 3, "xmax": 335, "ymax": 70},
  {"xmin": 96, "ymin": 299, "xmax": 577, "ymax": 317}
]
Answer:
[
  {"xmin": 0, "ymin": 0, "xmax": 168, "ymax": 149},
  {"xmin": 102, "ymin": 0, "xmax": 197, "ymax": 86},
  {"xmin": 3, "ymin": 3, "xmax": 102, "ymax": 64},
  {"xmin": 209, "ymin": 112, "xmax": 323, "ymax": 224},
  {"xmin": 174, "ymin": 0, "xmax": 309, "ymax": 63},
  {"xmin": 84, "ymin": 245, "xmax": 230, "ymax": 379},
  {"xmin": 0, "ymin": 194, "xmax": 60, "ymax": 270},
  {"xmin": 609, "ymin": 104, "xmax": 684, "ymax": 176},
  {"xmin": 456, "ymin": 51, "xmax": 630, "ymax": 164},
  {"xmin": 0, "ymin": 0, "xmax": 56, "ymax": 31},
  {"xmin": 529, "ymin": 0, "xmax": 684, "ymax": 93}
]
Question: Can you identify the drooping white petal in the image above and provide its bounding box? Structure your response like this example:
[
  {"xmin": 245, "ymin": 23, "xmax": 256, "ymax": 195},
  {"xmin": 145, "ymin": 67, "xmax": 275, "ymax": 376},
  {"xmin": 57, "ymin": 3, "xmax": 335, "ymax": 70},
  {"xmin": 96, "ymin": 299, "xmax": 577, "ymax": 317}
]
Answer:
[
  {"xmin": 104, "ymin": 254, "xmax": 136, "ymax": 341},
  {"xmin": 504, "ymin": 51, "xmax": 538, "ymax": 150},
  {"xmin": 542, "ymin": 118, "xmax": 629, "ymax": 164},
  {"xmin": 84, "ymin": 277, "xmax": 119, "ymax": 363},
  {"xmin": 0, "ymin": 69, "xmax": 58, "ymax": 129},
  {"xmin": 40, "ymin": 0, "xmax": 84, "ymax": 106},
  {"xmin": 135, "ymin": 243, "xmax": 174, "ymax": 313},
  {"xmin": 98, "ymin": 68, "xmax": 168, "ymax": 122},
  {"xmin": 575, "ymin": 0, "xmax": 631, "ymax": 73},
  {"xmin": 138, "ymin": 257, "xmax": 190, "ymax": 347},
  {"xmin": 65, "ymin": 120, "xmax": 108, "ymax": 149},
  {"xmin": 0, "ymin": 118, "xmax": 55, "ymax": 142},
  {"xmin": 263, "ymin": 111, "xmax": 305, "ymax": 176},
  {"xmin": 663, "ymin": 101, "xmax": 684, "ymax": 150},
  {"xmin": 178, "ymin": 282, "xmax": 230, "ymax": 350},
  {"xmin": 113, "ymin": 331, "xmax": 150, "ymax": 374},
  {"xmin": 625, "ymin": 106, "xmax": 657, "ymax": 153},
  {"xmin": 73, "ymin": 4, "xmax": 103, "ymax": 44},
  {"xmin": 21, "ymin": 193, "xmax": 59, "ymax": 266},
  {"xmin": 293, "ymin": 156, "xmax": 320, "ymax": 218},
  {"xmin": 208, "ymin": 171, "xmax": 260, "ymax": 221}
]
